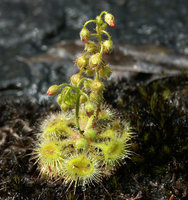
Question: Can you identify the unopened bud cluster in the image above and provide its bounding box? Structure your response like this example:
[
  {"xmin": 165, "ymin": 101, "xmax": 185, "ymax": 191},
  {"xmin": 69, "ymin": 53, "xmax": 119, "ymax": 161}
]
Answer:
[
  {"xmin": 76, "ymin": 11, "xmax": 114, "ymax": 76},
  {"xmin": 34, "ymin": 11, "xmax": 133, "ymax": 190}
]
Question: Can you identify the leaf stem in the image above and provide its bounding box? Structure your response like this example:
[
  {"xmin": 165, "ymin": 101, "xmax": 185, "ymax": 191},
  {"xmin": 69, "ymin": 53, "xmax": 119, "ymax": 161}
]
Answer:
[
  {"xmin": 59, "ymin": 83, "xmax": 78, "ymax": 90},
  {"xmin": 84, "ymin": 20, "xmax": 97, "ymax": 28},
  {"xmin": 76, "ymin": 93, "xmax": 82, "ymax": 134},
  {"xmin": 77, "ymin": 78, "xmax": 91, "ymax": 88},
  {"xmin": 99, "ymin": 11, "xmax": 107, "ymax": 19},
  {"xmin": 102, "ymin": 30, "xmax": 111, "ymax": 41}
]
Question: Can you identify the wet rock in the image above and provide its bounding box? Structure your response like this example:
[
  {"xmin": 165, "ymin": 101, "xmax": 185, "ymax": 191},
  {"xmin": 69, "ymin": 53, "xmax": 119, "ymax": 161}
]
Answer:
[
  {"xmin": 3, "ymin": 39, "xmax": 187, "ymax": 102},
  {"xmin": 0, "ymin": 0, "xmax": 65, "ymax": 102},
  {"xmin": 18, "ymin": 40, "xmax": 188, "ymax": 85},
  {"xmin": 62, "ymin": 0, "xmax": 188, "ymax": 54},
  {"xmin": 0, "ymin": 0, "xmax": 65, "ymax": 48}
]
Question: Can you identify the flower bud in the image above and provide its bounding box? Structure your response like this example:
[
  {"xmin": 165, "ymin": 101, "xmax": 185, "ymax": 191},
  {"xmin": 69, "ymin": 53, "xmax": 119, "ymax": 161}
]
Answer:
[
  {"xmin": 75, "ymin": 55, "xmax": 87, "ymax": 70},
  {"xmin": 101, "ymin": 23, "xmax": 107, "ymax": 30},
  {"xmin": 86, "ymin": 128, "xmax": 96, "ymax": 139},
  {"xmin": 64, "ymin": 92, "xmax": 76, "ymax": 107},
  {"xmin": 90, "ymin": 91, "xmax": 103, "ymax": 103},
  {"xmin": 84, "ymin": 80, "xmax": 91, "ymax": 91},
  {"xmin": 80, "ymin": 95, "xmax": 87, "ymax": 104},
  {"xmin": 103, "ymin": 40, "xmax": 113, "ymax": 54},
  {"xmin": 85, "ymin": 68, "xmax": 94, "ymax": 76},
  {"xmin": 89, "ymin": 53, "xmax": 102, "ymax": 68},
  {"xmin": 104, "ymin": 13, "xmax": 115, "ymax": 27},
  {"xmin": 85, "ymin": 102, "xmax": 96, "ymax": 115},
  {"xmin": 60, "ymin": 102, "xmax": 69, "ymax": 112},
  {"xmin": 90, "ymin": 80, "xmax": 104, "ymax": 92},
  {"xmin": 96, "ymin": 16, "xmax": 103, "ymax": 25},
  {"xmin": 99, "ymin": 65, "xmax": 112, "ymax": 79},
  {"xmin": 75, "ymin": 138, "xmax": 88, "ymax": 150},
  {"xmin": 57, "ymin": 94, "xmax": 63, "ymax": 105},
  {"xmin": 80, "ymin": 27, "xmax": 90, "ymax": 43},
  {"xmin": 47, "ymin": 85, "xmax": 60, "ymax": 96},
  {"xmin": 85, "ymin": 41, "xmax": 97, "ymax": 53},
  {"xmin": 71, "ymin": 73, "xmax": 83, "ymax": 86}
]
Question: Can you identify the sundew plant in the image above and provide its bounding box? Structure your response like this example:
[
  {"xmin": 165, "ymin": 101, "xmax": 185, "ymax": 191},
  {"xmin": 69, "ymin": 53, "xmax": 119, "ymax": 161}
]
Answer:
[{"xmin": 33, "ymin": 11, "xmax": 133, "ymax": 190}]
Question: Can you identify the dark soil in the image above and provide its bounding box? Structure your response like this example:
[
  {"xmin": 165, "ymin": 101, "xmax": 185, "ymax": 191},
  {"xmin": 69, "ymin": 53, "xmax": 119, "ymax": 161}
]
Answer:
[{"xmin": 0, "ymin": 75, "xmax": 187, "ymax": 200}]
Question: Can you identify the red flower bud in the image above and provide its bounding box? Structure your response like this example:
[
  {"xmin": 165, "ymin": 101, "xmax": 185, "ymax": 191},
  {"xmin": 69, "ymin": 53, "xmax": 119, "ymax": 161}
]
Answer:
[
  {"xmin": 110, "ymin": 21, "xmax": 115, "ymax": 27},
  {"xmin": 47, "ymin": 85, "xmax": 60, "ymax": 96},
  {"xmin": 82, "ymin": 38, "xmax": 88, "ymax": 43},
  {"xmin": 104, "ymin": 13, "xmax": 115, "ymax": 27}
]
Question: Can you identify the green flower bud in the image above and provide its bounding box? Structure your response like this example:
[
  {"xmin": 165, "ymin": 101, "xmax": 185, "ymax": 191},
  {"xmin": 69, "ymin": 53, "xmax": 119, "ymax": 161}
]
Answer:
[
  {"xmin": 60, "ymin": 102, "xmax": 70, "ymax": 112},
  {"xmin": 90, "ymin": 80, "xmax": 104, "ymax": 92},
  {"xmin": 104, "ymin": 13, "xmax": 115, "ymax": 27},
  {"xmin": 89, "ymin": 53, "xmax": 102, "ymax": 68},
  {"xmin": 100, "ymin": 23, "xmax": 107, "ymax": 30},
  {"xmin": 103, "ymin": 40, "xmax": 113, "ymax": 54},
  {"xmin": 71, "ymin": 73, "xmax": 83, "ymax": 86},
  {"xmin": 47, "ymin": 85, "xmax": 60, "ymax": 96},
  {"xmin": 63, "ymin": 92, "xmax": 76, "ymax": 107},
  {"xmin": 57, "ymin": 94, "xmax": 63, "ymax": 105},
  {"xmin": 75, "ymin": 55, "xmax": 87, "ymax": 70},
  {"xmin": 85, "ymin": 41, "xmax": 97, "ymax": 53},
  {"xmin": 84, "ymin": 80, "xmax": 91, "ymax": 91},
  {"xmin": 80, "ymin": 95, "xmax": 87, "ymax": 104},
  {"xmin": 75, "ymin": 138, "xmax": 88, "ymax": 150},
  {"xmin": 99, "ymin": 65, "xmax": 112, "ymax": 79},
  {"xmin": 90, "ymin": 91, "xmax": 103, "ymax": 103},
  {"xmin": 85, "ymin": 68, "xmax": 95, "ymax": 76},
  {"xmin": 86, "ymin": 128, "xmax": 96, "ymax": 139},
  {"xmin": 96, "ymin": 16, "xmax": 103, "ymax": 25},
  {"xmin": 80, "ymin": 27, "xmax": 90, "ymax": 43},
  {"xmin": 85, "ymin": 102, "xmax": 96, "ymax": 115}
]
